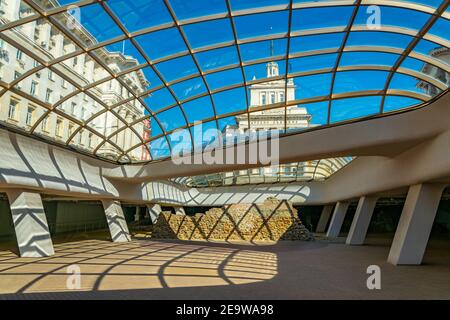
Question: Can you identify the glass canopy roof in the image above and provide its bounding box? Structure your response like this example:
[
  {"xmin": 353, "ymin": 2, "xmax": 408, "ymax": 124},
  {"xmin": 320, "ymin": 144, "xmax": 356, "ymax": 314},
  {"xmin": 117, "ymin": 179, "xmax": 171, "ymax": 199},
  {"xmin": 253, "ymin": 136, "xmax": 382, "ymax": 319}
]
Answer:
[
  {"xmin": 172, "ymin": 157, "xmax": 353, "ymax": 188},
  {"xmin": 0, "ymin": 0, "xmax": 449, "ymax": 163}
]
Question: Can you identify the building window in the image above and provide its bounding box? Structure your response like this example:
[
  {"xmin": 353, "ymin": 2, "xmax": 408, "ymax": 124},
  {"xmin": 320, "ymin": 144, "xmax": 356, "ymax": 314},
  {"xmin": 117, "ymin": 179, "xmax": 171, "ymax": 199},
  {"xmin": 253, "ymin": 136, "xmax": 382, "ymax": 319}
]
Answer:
[
  {"xmin": 280, "ymin": 92, "xmax": 285, "ymax": 102},
  {"xmin": 48, "ymin": 70, "xmax": 54, "ymax": 81},
  {"xmin": 55, "ymin": 118, "xmax": 63, "ymax": 137},
  {"xmin": 62, "ymin": 79, "xmax": 67, "ymax": 88},
  {"xmin": 30, "ymin": 81, "xmax": 38, "ymax": 95},
  {"xmin": 14, "ymin": 71, "xmax": 22, "ymax": 89},
  {"xmin": 68, "ymin": 123, "xmax": 75, "ymax": 136},
  {"xmin": 81, "ymin": 107, "xmax": 86, "ymax": 119},
  {"xmin": 270, "ymin": 92, "xmax": 276, "ymax": 104},
  {"xmin": 41, "ymin": 117, "xmax": 49, "ymax": 132},
  {"xmin": 261, "ymin": 92, "xmax": 266, "ymax": 105},
  {"xmin": 16, "ymin": 49, "xmax": 23, "ymax": 60},
  {"xmin": 33, "ymin": 60, "xmax": 39, "ymax": 68},
  {"xmin": 45, "ymin": 89, "xmax": 53, "ymax": 103},
  {"xmin": 88, "ymin": 133, "xmax": 93, "ymax": 148},
  {"xmin": 8, "ymin": 99, "xmax": 19, "ymax": 120},
  {"xmin": 70, "ymin": 102, "xmax": 76, "ymax": 115},
  {"xmin": 26, "ymin": 106, "xmax": 35, "ymax": 126}
]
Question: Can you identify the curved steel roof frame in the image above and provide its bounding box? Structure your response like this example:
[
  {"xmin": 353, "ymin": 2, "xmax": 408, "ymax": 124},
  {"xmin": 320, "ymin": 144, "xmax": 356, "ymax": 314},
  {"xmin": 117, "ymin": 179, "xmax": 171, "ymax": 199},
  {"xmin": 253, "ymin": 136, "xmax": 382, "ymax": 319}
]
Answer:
[{"xmin": 0, "ymin": 0, "xmax": 448, "ymax": 163}]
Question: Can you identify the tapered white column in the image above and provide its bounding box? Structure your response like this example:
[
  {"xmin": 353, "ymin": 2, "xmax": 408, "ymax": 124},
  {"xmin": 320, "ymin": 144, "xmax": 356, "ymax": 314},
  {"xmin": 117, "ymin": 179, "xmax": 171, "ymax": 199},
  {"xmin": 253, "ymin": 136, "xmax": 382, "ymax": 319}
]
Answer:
[
  {"xmin": 326, "ymin": 201, "xmax": 350, "ymax": 238},
  {"xmin": 134, "ymin": 206, "xmax": 140, "ymax": 222},
  {"xmin": 388, "ymin": 184, "xmax": 445, "ymax": 265},
  {"xmin": 101, "ymin": 200, "xmax": 131, "ymax": 242},
  {"xmin": 346, "ymin": 196, "xmax": 378, "ymax": 245},
  {"xmin": 6, "ymin": 190, "xmax": 54, "ymax": 257},
  {"xmin": 147, "ymin": 204, "xmax": 162, "ymax": 224},
  {"xmin": 174, "ymin": 206, "xmax": 186, "ymax": 216},
  {"xmin": 316, "ymin": 205, "xmax": 334, "ymax": 233}
]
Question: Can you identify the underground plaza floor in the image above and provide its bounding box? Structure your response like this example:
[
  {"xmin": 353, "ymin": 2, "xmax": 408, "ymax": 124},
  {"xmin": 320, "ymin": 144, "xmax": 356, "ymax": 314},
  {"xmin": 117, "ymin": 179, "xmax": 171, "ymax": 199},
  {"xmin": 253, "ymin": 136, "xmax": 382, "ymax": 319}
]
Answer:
[{"xmin": 0, "ymin": 236, "xmax": 450, "ymax": 300}]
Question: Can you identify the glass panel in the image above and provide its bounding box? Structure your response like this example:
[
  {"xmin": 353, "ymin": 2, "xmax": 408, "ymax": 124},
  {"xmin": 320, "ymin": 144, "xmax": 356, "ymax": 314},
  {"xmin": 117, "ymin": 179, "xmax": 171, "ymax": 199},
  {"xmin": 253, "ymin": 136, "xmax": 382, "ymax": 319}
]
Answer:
[
  {"xmin": 240, "ymin": 39, "xmax": 287, "ymax": 62},
  {"xmin": 169, "ymin": 0, "xmax": 228, "ymax": 20},
  {"xmin": 56, "ymin": 53, "xmax": 107, "ymax": 87},
  {"xmin": 291, "ymin": 6, "xmax": 353, "ymax": 31},
  {"xmin": 156, "ymin": 106, "xmax": 187, "ymax": 131},
  {"xmin": 428, "ymin": 17, "xmax": 450, "ymax": 42},
  {"xmin": 390, "ymin": 73, "xmax": 441, "ymax": 97},
  {"xmin": 1, "ymin": 49, "xmax": 41, "ymax": 85},
  {"xmin": 230, "ymin": 0, "xmax": 289, "ymax": 11},
  {"xmin": 213, "ymin": 87, "xmax": 248, "ymax": 115},
  {"xmin": 339, "ymin": 52, "xmax": 399, "ymax": 67},
  {"xmin": 244, "ymin": 60, "xmax": 286, "ymax": 82},
  {"xmin": 290, "ymin": 33, "xmax": 344, "ymax": 54},
  {"xmin": 182, "ymin": 96, "xmax": 215, "ymax": 123},
  {"xmin": 0, "ymin": 0, "xmax": 37, "ymax": 26},
  {"xmin": 155, "ymin": 55, "xmax": 198, "ymax": 83},
  {"xmin": 68, "ymin": 129, "xmax": 103, "ymax": 152},
  {"xmin": 383, "ymin": 96, "xmax": 423, "ymax": 113},
  {"xmin": 51, "ymin": 3, "xmax": 123, "ymax": 46},
  {"xmin": 217, "ymin": 116, "xmax": 238, "ymax": 133},
  {"xmin": 354, "ymin": 6, "xmax": 430, "ymax": 31},
  {"xmin": 190, "ymin": 120, "xmax": 219, "ymax": 151},
  {"xmin": 346, "ymin": 31, "xmax": 413, "ymax": 49},
  {"xmin": 143, "ymin": 88, "xmax": 176, "ymax": 112},
  {"xmin": 290, "ymin": 53, "xmax": 337, "ymax": 73},
  {"xmin": 302, "ymin": 101, "xmax": 329, "ymax": 127},
  {"xmin": 56, "ymin": 93, "xmax": 104, "ymax": 123},
  {"xmin": 87, "ymin": 79, "xmax": 131, "ymax": 107},
  {"xmin": 413, "ymin": 39, "xmax": 450, "ymax": 64},
  {"xmin": 285, "ymin": 104, "xmax": 311, "ymax": 132},
  {"xmin": 0, "ymin": 96, "xmax": 48, "ymax": 132},
  {"xmin": 249, "ymin": 107, "xmax": 285, "ymax": 137},
  {"xmin": 290, "ymin": 73, "xmax": 332, "ymax": 100},
  {"xmin": 136, "ymin": 28, "xmax": 187, "ymax": 61},
  {"xmin": 396, "ymin": 0, "xmax": 443, "ymax": 8},
  {"xmin": 149, "ymin": 116, "xmax": 164, "ymax": 137},
  {"xmin": 205, "ymin": 68, "xmax": 244, "ymax": 91},
  {"xmin": 330, "ymin": 96, "xmax": 382, "ymax": 123},
  {"xmin": 106, "ymin": 0, "xmax": 172, "ymax": 33},
  {"xmin": 149, "ymin": 136, "xmax": 170, "ymax": 159},
  {"xmin": 32, "ymin": 0, "xmax": 80, "ymax": 10},
  {"xmin": 234, "ymin": 11, "xmax": 289, "ymax": 40},
  {"xmin": 183, "ymin": 19, "xmax": 234, "ymax": 49},
  {"xmin": 119, "ymin": 67, "xmax": 163, "ymax": 95},
  {"xmin": 401, "ymin": 56, "xmax": 450, "ymax": 86},
  {"xmin": 171, "ymin": 77, "xmax": 207, "ymax": 101},
  {"xmin": 168, "ymin": 129, "xmax": 192, "ymax": 157},
  {"xmin": 94, "ymin": 40, "xmax": 146, "ymax": 71},
  {"xmin": 195, "ymin": 46, "xmax": 239, "ymax": 72},
  {"xmin": 15, "ymin": 69, "xmax": 79, "ymax": 105},
  {"xmin": 333, "ymin": 71, "xmax": 389, "ymax": 94}
]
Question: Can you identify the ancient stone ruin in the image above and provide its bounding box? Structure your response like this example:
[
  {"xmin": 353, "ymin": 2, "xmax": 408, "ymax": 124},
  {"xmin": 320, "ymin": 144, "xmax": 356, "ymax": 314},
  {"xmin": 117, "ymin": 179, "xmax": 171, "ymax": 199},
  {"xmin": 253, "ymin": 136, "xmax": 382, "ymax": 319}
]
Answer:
[{"xmin": 152, "ymin": 198, "xmax": 314, "ymax": 241}]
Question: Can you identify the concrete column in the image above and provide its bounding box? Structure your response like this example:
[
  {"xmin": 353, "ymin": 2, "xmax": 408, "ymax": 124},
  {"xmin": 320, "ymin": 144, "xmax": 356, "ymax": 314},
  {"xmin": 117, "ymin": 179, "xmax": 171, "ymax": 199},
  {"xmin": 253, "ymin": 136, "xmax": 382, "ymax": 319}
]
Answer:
[
  {"xmin": 346, "ymin": 196, "xmax": 378, "ymax": 245},
  {"xmin": 388, "ymin": 184, "xmax": 445, "ymax": 265},
  {"xmin": 174, "ymin": 206, "xmax": 186, "ymax": 216},
  {"xmin": 326, "ymin": 201, "xmax": 350, "ymax": 238},
  {"xmin": 147, "ymin": 204, "xmax": 162, "ymax": 224},
  {"xmin": 316, "ymin": 205, "xmax": 334, "ymax": 233},
  {"xmin": 6, "ymin": 190, "xmax": 54, "ymax": 257},
  {"xmin": 134, "ymin": 206, "xmax": 140, "ymax": 222},
  {"xmin": 101, "ymin": 200, "xmax": 131, "ymax": 242}
]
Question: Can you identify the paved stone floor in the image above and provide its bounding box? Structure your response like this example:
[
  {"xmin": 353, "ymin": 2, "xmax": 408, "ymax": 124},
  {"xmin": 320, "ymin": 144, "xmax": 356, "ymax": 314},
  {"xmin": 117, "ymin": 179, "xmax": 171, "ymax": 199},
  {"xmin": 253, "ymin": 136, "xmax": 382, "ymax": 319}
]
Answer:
[{"xmin": 0, "ymin": 236, "xmax": 450, "ymax": 299}]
